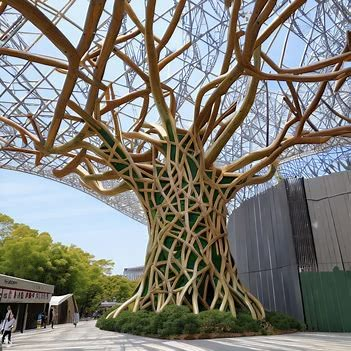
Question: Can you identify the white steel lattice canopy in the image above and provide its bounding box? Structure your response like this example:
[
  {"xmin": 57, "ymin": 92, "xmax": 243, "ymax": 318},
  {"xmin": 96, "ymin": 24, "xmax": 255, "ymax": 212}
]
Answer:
[{"xmin": 0, "ymin": 0, "xmax": 350, "ymax": 224}]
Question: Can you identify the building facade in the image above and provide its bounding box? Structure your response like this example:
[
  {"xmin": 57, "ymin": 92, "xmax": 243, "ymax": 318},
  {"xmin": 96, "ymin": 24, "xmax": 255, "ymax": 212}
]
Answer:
[
  {"xmin": 49, "ymin": 294, "xmax": 78, "ymax": 324},
  {"xmin": 123, "ymin": 266, "xmax": 144, "ymax": 281},
  {"xmin": 0, "ymin": 274, "xmax": 54, "ymax": 331}
]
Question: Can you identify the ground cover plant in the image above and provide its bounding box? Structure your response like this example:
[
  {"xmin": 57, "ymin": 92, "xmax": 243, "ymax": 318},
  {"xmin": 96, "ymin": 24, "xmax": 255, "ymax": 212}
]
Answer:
[{"xmin": 96, "ymin": 305, "xmax": 304, "ymax": 339}]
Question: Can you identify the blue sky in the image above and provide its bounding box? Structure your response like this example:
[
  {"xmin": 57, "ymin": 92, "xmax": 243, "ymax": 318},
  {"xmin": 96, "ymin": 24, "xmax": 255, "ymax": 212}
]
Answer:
[{"xmin": 0, "ymin": 169, "xmax": 148, "ymax": 275}]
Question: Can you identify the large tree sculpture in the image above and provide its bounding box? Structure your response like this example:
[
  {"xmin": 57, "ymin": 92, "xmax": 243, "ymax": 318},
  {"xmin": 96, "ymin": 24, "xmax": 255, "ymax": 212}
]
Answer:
[{"xmin": 0, "ymin": 0, "xmax": 350, "ymax": 319}]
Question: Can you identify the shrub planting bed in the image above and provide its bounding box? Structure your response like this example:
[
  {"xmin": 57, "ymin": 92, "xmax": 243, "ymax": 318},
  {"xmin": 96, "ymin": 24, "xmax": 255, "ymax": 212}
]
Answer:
[{"xmin": 96, "ymin": 305, "xmax": 304, "ymax": 340}]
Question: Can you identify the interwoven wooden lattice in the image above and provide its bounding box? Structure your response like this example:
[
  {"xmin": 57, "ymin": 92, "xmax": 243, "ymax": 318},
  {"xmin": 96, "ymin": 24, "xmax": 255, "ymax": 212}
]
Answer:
[{"xmin": 109, "ymin": 131, "xmax": 264, "ymax": 318}]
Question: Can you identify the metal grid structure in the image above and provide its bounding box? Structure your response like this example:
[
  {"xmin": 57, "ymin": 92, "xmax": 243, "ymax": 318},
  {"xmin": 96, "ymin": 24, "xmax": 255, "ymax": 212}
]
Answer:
[{"xmin": 0, "ymin": 0, "xmax": 350, "ymax": 224}]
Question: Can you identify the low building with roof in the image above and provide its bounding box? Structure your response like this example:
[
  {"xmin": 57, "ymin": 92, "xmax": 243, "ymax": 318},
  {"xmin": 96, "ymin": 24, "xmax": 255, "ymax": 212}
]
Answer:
[
  {"xmin": 49, "ymin": 294, "xmax": 78, "ymax": 324},
  {"xmin": 0, "ymin": 274, "xmax": 54, "ymax": 331},
  {"xmin": 100, "ymin": 301, "xmax": 118, "ymax": 310},
  {"xmin": 92, "ymin": 300, "xmax": 119, "ymax": 318}
]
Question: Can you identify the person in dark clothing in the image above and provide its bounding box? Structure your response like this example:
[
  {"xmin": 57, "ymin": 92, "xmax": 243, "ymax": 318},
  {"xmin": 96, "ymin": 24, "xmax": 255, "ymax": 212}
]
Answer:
[
  {"xmin": 49, "ymin": 307, "xmax": 55, "ymax": 329},
  {"xmin": 41, "ymin": 311, "xmax": 47, "ymax": 328},
  {"xmin": 1, "ymin": 308, "xmax": 16, "ymax": 344}
]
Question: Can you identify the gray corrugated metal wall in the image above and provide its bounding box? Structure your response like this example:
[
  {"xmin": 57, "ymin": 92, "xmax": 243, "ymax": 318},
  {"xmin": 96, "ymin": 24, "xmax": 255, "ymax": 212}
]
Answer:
[
  {"xmin": 304, "ymin": 172, "xmax": 351, "ymax": 271},
  {"xmin": 228, "ymin": 182, "xmax": 305, "ymax": 321},
  {"xmin": 228, "ymin": 171, "xmax": 351, "ymax": 325},
  {"xmin": 285, "ymin": 178, "xmax": 318, "ymax": 272}
]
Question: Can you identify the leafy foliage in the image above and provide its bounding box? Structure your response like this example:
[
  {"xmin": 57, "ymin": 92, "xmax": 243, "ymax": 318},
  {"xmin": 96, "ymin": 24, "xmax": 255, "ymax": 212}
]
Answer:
[
  {"xmin": 266, "ymin": 311, "xmax": 304, "ymax": 331},
  {"xmin": 99, "ymin": 275, "xmax": 137, "ymax": 303},
  {"xmin": 0, "ymin": 213, "xmax": 14, "ymax": 240},
  {"xmin": 97, "ymin": 305, "xmax": 302, "ymax": 339},
  {"xmin": 0, "ymin": 213, "xmax": 136, "ymax": 315}
]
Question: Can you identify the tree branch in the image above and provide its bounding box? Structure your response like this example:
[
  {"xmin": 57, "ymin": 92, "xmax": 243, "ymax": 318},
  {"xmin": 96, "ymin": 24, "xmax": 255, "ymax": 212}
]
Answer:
[
  {"xmin": 83, "ymin": 0, "xmax": 125, "ymax": 117},
  {"xmin": 4, "ymin": 0, "xmax": 78, "ymax": 60},
  {"xmin": 255, "ymin": 0, "xmax": 307, "ymax": 48},
  {"xmin": 145, "ymin": 0, "xmax": 177, "ymax": 141},
  {"xmin": 156, "ymin": 0, "xmax": 186, "ymax": 55},
  {"xmin": 0, "ymin": 2, "xmax": 7, "ymax": 15},
  {"xmin": 205, "ymin": 48, "xmax": 261, "ymax": 167},
  {"xmin": 0, "ymin": 115, "xmax": 40, "ymax": 145},
  {"xmin": 52, "ymin": 149, "xmax": 87, "ymax": 178},
  {"xmin": 74, "ymin": 166, "xmax": 131, "ymax": 196}
]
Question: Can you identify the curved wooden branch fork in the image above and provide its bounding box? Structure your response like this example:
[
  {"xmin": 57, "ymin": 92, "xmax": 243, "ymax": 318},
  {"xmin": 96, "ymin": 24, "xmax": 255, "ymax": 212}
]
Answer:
[{"xmin": 0, "ymin": 0, "xmax": 350, "ymax": 319}]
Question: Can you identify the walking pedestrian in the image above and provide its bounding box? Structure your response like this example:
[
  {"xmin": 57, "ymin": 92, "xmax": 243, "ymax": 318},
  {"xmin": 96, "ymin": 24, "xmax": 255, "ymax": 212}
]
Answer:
[
  {"xmin": 73, "ymin": 312, "xmax": 79, "ymax": 327},
  {"xmin": 1, "ymin": 307, "xmax": 16, "ymax": 344},
  {"xmin": 2, "ymin": 306, "xmax": 13, "ymax": 322},
  {"xmin": 40, "ymin": 311, "xmax": 47, "ymax": 328},
  {"xmin": 49, "ymin": 307, "xmax": 55, "ymax": 329}
]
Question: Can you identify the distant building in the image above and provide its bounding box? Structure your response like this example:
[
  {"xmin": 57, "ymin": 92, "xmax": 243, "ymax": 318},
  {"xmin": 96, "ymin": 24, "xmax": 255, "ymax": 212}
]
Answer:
[
  {"xmin": 0, "ymin": 274, "xmax": 54, "ymax": 331},
  {"xmin": 100, "ymin": 301, "xmax": 118, "ymax": 310},
  {"xmin": 123, "ymin": 266, "xmax": 144, "ymax": 280},
  {"xmin": 49, "ymin": 294, "xmax": 78, "ymax": 324}
]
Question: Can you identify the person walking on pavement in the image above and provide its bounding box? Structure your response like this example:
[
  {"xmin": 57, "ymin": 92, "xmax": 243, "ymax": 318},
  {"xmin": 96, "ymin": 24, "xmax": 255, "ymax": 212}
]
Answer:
[
  {"xmin": 40, "ymin": 311, "xmax": 47, "ymax": 328},
  {"xmin": 2, "ymin": 306, "xmax": 13, "ymax": 322},
  {"xmin": 49, "ymin": 307, "xmax": 55, "ymax": 329},
  {"xmin": 73, "ymin": 312, "xmax": 79, "ymax": 327},
  {"xmin": 1, "ymin": 306, "xmax": 16, "ymax": 344}
]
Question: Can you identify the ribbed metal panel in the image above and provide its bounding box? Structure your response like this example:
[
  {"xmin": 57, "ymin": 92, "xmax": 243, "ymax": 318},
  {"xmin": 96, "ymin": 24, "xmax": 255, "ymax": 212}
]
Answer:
[
  {"xmin": 304, "ymin": 171, "xmax": 351, "ymax": 271},
  {"xmin": 229, "ymin": 172, "xmax": 351, "ymax": 331},
  {"xmin": 300, "ymin": 270, "xmax": 351, "ymax": 331},
  {"xmin": 228, "ymin": 181, "xmax": 304, "ymax": 322},
  {"xmin": 285, "ymin": 178, "xmax": 318, "ymax": 272}
]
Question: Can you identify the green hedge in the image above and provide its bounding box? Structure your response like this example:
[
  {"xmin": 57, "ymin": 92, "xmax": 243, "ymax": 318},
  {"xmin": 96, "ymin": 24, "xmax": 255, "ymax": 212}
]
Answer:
[
  {"xmin": 96, "ymin": 305, "xmax": 303, "ymax": 339},
  {"xmin": 266, "ymin": 311, "xmax": 304, "ymax": 331}
]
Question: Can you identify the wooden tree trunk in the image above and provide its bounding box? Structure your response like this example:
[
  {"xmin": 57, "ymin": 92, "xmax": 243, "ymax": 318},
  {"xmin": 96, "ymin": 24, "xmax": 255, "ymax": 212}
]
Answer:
[{"xmin": 109, "ymin": 135, "xmax": 264, "ymax": 320}]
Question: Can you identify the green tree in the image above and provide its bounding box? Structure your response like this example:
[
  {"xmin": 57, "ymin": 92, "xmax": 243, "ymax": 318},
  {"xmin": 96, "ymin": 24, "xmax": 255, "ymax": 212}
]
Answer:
[
  {"xmin": 101, "ymin": 275, "xmax": 137, "ymax": 303},
  {"xmin": 0, "ymin": 213, "xmax": 15, "ymax": 240},
  {"xmin": 0, "ymin": 223, "xmax": 53, "ymax": 281},
  {"xmin": 0, "ymin": 213, "xmax": 135, "ymax": 315}
]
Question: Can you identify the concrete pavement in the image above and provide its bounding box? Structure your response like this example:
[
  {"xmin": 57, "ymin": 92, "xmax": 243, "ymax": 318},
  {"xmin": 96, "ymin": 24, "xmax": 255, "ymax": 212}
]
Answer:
[{"xmin": 2, "ymin": 320, "xmax": 351, "ymax": 351}]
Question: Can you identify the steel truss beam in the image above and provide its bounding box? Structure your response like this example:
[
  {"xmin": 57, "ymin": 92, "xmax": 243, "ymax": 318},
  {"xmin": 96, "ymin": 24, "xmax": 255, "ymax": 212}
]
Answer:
[{"xmin": 0, "ymin": 0, "xmax": 350, "ymax": 223}]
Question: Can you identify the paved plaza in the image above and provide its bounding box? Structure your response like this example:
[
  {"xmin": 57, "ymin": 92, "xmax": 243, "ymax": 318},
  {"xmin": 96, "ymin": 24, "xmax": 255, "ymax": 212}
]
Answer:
[{"xmin": 2, "ymin": 320, "xmax": 350, "ymax": 351}]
